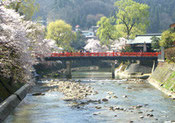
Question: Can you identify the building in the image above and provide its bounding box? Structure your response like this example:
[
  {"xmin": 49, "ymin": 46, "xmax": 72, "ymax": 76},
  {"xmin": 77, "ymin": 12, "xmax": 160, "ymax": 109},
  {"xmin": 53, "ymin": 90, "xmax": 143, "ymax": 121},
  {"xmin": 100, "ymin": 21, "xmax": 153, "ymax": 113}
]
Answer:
[
  {"xmin": 127, "ymin": 34, "xmax": 161, "ymax": 52},
  {"xmin": 81, "ymin": 30, "xmax": 96, "ymax": 39}
]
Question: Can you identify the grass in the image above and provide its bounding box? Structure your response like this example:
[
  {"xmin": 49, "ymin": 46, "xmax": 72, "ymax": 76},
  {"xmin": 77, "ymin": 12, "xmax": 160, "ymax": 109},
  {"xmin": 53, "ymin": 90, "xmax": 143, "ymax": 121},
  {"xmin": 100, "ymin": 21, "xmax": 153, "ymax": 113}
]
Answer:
[{"xmin": 163, "ymin": 72, "xmax": 175, "ymax": 92}]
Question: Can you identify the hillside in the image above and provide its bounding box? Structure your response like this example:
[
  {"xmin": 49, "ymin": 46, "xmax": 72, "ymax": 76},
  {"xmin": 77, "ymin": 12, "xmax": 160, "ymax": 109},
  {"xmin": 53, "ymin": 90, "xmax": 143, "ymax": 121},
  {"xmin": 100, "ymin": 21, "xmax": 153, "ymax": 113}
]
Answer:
[{"xmin": 34, "ymin": 0, "xmax": 175, "ymax": 33}]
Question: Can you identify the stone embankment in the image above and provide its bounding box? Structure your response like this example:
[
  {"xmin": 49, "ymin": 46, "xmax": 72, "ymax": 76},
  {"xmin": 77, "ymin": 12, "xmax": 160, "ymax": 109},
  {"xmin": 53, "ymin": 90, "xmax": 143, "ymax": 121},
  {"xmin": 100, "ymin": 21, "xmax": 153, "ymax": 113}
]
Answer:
[
  {"xmin": 148, "ymin": 62, "xmax": 175, "ymax": 98},
  {"xmin": 0, "ymin": 84, "xmax": 31, "ymax": 122}
]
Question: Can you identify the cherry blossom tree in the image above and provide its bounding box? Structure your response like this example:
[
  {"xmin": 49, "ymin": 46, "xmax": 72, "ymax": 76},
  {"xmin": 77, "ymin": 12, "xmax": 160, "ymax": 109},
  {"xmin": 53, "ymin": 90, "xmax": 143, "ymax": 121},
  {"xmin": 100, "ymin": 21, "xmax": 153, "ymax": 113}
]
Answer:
[
  {"xmin": 0, "ymin": 4, "xmax": 53, "ymax": 84},
  {"xmin": 84, "ymin": 39, "xmax": 108, "ymax": 52},
  {"xmin": 111, "ymin": 38, "xmax": 127, "ymax": 51}
]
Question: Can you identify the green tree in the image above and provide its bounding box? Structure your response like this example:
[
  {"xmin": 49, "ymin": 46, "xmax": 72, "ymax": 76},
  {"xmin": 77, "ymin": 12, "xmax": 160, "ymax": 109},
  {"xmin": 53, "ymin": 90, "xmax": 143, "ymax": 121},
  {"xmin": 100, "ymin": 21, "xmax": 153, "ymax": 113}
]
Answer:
[
  {"xmin": 46, "ymin": 20, "xmax": 76, "ymax": 51},
  {"xmin": 151, "ymin": 36, "xmax": 160, "ymax": 50},
  {"xmin": 3, "ymin": 0, "xmax": 39, "ymax": 20},
  {"xmin": 71, "ymin": 31, "xmax": 86, "ymax": 51},
  {"xmin": 160, "ymin": 29, "xmax": 175, "ymax": 48},
  {"xmin": 115, "ymin": 0, "xmax": 150, "ymax": 39},
  {"xmin": 121, "ymin": 46, "xmax": 133, "ymax": 52},
  {"xmin": 96, "ymin": 17, "xmax": 116, "ymax": 49}
]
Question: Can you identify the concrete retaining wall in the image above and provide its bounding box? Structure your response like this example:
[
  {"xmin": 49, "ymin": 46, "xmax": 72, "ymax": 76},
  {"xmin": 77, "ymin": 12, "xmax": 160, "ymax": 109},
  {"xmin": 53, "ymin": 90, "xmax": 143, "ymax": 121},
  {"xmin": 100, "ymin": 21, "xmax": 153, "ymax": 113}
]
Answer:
[
  {"xmin": 0, "ymin": 84, "xmax": 31, "ymax": 122},
  {"xmin": 115, "ymin": 62, "xmax": 152, "ymax": 79},
  {"xmin": 148, "ymin": 62, "xmax": 175, "ymax": 98}
]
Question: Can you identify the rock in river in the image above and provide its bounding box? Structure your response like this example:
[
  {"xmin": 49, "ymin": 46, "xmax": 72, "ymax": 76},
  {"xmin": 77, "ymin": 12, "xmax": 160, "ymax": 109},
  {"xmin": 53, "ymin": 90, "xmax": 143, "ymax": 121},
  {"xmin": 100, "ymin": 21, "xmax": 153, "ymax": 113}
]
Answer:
[
  {"xmin": 102, "ymin": 98, "xmax": 108, "ymax": 102},
  {"xmin": 32, "ymin": 92, "xmax": 45, "ymax": 96}
]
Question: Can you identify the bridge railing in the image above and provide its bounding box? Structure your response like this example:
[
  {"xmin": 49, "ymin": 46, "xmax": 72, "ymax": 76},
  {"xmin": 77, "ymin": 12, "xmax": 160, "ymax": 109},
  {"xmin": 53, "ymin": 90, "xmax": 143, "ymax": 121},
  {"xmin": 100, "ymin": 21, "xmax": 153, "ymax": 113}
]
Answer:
[{"xmin": 49, "ymin": 52, "xmax": 161, "ymax": 57}]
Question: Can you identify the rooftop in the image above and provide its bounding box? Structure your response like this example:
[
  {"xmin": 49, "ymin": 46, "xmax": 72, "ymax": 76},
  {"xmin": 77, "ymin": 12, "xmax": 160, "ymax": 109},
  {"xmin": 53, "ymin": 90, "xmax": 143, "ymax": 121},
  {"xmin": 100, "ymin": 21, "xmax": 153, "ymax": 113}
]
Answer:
[{"xmin": 127, "ymin": 33, "xmax": 161, "ymax": 44}]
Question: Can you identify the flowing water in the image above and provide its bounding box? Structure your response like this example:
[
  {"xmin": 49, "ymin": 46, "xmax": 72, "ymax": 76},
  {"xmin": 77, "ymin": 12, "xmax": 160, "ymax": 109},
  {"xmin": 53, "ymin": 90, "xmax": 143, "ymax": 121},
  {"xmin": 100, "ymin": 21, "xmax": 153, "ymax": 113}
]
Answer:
[{"xmin": 3, "ymin": 68, "xmax": 175, "ymax": 123}]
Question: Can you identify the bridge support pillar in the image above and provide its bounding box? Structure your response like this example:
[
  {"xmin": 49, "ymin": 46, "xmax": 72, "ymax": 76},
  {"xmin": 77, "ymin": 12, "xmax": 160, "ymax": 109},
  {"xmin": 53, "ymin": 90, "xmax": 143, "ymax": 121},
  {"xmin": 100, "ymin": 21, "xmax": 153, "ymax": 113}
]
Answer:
[
  {"xmin": 66, "ymin": 61, "xmax": 72, "ymax": 79},
  {"xmin": 111, "ymin": 62, "xmax": 115, "ymax": 79}
]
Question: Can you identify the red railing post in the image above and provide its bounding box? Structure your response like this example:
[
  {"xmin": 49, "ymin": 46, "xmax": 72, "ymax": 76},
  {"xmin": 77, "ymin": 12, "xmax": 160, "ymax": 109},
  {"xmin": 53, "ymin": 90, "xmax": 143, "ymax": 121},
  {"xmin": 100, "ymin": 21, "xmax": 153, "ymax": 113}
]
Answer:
[{"xmin": 48, "ymin": 51, "xmax": 161, "ymax": 59}]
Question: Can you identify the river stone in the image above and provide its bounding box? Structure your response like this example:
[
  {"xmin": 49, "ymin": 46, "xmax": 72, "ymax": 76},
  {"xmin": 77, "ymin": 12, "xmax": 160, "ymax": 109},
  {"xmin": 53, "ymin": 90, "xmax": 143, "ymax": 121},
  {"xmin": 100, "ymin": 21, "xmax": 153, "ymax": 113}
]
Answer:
[
  {"xmin": 123, "ymin": 95, "xmax": 128, "ymax": 98},
  {"xmin": 32, "ymin": 93, "xmax": 45, "ymax": 96},
  {"xmin": 115, "ymin": 107, "xmax": 120, "ymax": 110},
  {"xmin": 138, "ymin": 111, "xmax": 143, "ymax": 114},
  {"xmin": 112, "ymin": 96, "xmax": 118, "ymax": 98},
  {"xmin": 98, "ymin": 100, "xmax": 101, "ymax": 104},
  {"xmin": 160, "ymin": 84, "xmax": 164, "ymax": 86},
  {"xmin": 95, "ymin": 106, "xmax": 102, "ymax": 109},
  {"xmin": 102, "ymin": 98, "xmax": 108, "ymax": 102},
  {"xmin": 109, "ymin": 106, "xmax": 114, "ymax": 111},
  {"xmin": 63, "ymin": 99, "xmax": 73, "ymax": 101},
  {"xmin": 126, "ymin": 87, "xmax": 132, "ymax": 89},
  {"xmin": 106, "ymin": 96, "xmax": 111, "ymax": 99},
  {"xmin": 107, "ymin": 91, "xmax": 114, "ymax": 95},
  {"xmin": 140, "ymin": 116, "xmax": 144, "ymax": 119},
  {"xmin": 147, "ymin": 114, "xmax": 154, "ymax": 117},
  {"xmin": 136, "ymin": 105, "xmax": 142, "ymax": 109},
  {"xmin": 149, "ymin": 109, "xmax": 154, "ymax": 112},
  {"xmin": 93, "ymin": 112, "xmax": 101, "ymax": 115}
]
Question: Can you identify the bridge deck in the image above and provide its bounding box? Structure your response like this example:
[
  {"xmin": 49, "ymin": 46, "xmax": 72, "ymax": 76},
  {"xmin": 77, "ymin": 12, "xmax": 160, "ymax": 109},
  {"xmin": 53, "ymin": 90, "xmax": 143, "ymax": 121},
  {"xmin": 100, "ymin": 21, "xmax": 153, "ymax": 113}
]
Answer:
[{"xmin": 44, "ymin": 52, "xmax": 160, "ymax": 61}]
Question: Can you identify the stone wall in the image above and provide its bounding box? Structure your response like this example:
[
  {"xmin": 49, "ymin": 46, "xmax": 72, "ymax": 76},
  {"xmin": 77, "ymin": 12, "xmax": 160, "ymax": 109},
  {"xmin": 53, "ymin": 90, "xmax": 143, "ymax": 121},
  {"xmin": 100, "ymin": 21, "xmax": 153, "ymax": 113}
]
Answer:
[{"xmin": 148, "ymin": 62, "xmax": 175, "ymax": 98}]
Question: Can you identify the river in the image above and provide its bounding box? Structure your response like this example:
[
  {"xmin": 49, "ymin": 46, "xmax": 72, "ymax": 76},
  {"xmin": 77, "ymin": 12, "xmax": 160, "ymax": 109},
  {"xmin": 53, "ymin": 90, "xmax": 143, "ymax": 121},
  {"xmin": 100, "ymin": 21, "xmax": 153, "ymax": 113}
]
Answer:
[{"xmin": 3, "ymin": 68, "xmax": 175, "ymax": 123}]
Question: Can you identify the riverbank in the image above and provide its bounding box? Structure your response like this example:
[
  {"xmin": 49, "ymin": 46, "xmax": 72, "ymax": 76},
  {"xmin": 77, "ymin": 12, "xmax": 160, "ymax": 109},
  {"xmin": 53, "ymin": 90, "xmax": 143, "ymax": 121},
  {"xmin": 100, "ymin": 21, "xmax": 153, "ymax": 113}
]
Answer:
[
  {"xmin": 115, "ymin": 61, "xmax": 175, "ymax": 98},
  {"xmin": 148, "ymin": 62, "xmax": 175, "ymax": 98}
]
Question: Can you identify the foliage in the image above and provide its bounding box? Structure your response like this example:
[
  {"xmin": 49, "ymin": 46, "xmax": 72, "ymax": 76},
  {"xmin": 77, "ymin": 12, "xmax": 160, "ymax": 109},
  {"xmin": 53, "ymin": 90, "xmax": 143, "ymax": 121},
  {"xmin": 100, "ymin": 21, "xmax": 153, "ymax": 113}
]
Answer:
[
  {"xmin": 115, "ymin": 24, "xmax": 145, "ymax": 39},
  {"xmin": 160, "ymin": 29, "xmax": 175, "ymax": 48},
  {"xmin": 165, "ymin": 47, "xmax": 175, "ymax": 63},
  {"xmin": 114, "ymin": 0, "xmax": 150, "ymax": 39},
  {"xmin": 34, "ymin": 0, "xmax": 175, "ymax": 33},
  {"xmin": 35, "ymin": 0, "xmax": 114, "ymax": 29},
  {"xmin": 71, "ymin": 31, "xmax": 86, "ymax": 51},
  {"xmin": 121, "ymin": 45, "xmax": 134, "ymax": 52},
  {"xmin": 134, "ymin": 0, "xmax": 175, "ymax": 33},
  {"xmin": 46, "ymin": 20, "xmax": 76, "ymax": 51},
  {"xmin": 96, "ymin": 17, "xmax": 116, "ymax": 48},
  {"xmin": 151, "ymin": 36, "xmax": 160, "ymax": 50},
  {"xmin": 2, "ymin": 0, "xmax": 39, "ymax": 20},
  {"xmin": 163, "ymin": 71, "xmax": 175, "ymax": 91},
  {"xmin": 0, "ymin": 5, "xmax": 53, "ymax": 84}
]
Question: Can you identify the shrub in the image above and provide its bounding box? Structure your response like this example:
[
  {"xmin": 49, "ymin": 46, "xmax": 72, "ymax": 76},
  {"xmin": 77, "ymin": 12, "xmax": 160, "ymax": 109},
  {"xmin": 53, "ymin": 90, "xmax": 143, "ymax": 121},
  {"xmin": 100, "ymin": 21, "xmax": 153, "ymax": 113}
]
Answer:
[
  {"xmin": 165, "ymin": 47, "xmax": 175, "ymax": 63},
  {"xmin": 121, "ymin": 46, "xmax": 134, "ymax": 52}
]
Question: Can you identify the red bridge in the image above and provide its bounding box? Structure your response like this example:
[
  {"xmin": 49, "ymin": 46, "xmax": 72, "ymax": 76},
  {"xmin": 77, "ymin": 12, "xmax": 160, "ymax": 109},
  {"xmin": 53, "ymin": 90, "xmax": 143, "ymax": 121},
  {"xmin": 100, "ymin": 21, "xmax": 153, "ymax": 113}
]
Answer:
[
  {"xmin": 45, "ymin": 52, "xmax": 161, "ymax": 61},
  {"xmin": 43, "ymin": 52, "xmax": 161, "ymax": 79}
]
